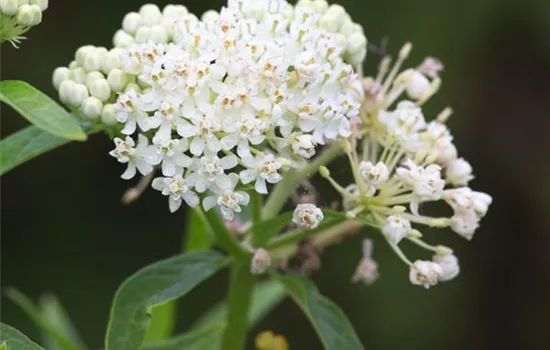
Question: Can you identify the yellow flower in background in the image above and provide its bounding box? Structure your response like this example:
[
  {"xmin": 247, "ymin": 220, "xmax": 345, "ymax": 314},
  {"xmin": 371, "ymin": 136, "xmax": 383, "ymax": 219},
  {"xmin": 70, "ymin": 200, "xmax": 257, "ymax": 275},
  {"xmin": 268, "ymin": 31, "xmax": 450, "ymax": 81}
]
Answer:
[{"xmin": 256, "ymin": 330, "xmax": 289, "ymax": 350}]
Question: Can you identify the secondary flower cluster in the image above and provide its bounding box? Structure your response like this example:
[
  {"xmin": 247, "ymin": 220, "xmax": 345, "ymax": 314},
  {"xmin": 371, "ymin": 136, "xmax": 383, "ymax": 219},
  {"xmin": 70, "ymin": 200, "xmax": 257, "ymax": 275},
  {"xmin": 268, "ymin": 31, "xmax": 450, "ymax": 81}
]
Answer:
[
  {"xmin": 52, "ymin": 0, "xmax": 366, "ymax": 220},
  {"xmin": 319, "ymin": 43, "xmax": 492, "ymax": 288},
  {"xmin": 0, "ymin": 0, "xmax": 47, "ymax": 46}
]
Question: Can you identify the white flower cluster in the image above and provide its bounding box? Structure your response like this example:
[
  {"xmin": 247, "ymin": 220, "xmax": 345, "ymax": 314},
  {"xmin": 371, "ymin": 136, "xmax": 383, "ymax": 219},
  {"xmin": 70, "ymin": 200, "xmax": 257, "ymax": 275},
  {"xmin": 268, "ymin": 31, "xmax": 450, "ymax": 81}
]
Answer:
[
  {"xmin": 0, "ymin": 0, "xmax": 48, "ymax": 46},
  {"xmin": 52, "ymin": 0, "xmax": 366, "ymax": 219},
  {"xmin": 320, "ymin": 43, "xmax": 492, "ymax": 288}
]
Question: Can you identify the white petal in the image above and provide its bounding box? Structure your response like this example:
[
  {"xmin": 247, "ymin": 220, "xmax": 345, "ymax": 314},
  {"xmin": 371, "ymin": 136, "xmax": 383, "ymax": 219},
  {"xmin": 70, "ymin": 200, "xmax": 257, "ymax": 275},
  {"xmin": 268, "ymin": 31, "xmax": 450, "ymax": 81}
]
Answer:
[
  {"xmin": 202, "ymin": 196, "xmax": 218, "ymax": 211},
  {"xmin": 121, "ymin": 163, "xmax": 137, "ymax": 180},
  {"xmin": 169, "ymin": 197, "xmax": 182, "ymax": 212},
  {"xmin": 239, "ymin": 169, "xmax": 256, "ymax": 184},
  {"xmin": 183, "ymin": 191, "xmax": 200, "ymax": 207},
  {"xmin": 255, "ymin": 178, "xmax": 268, "ymax": 194},
  {"xmin": 121, "ymin": 119, "xmax": 137, "ymax": 135},
  {"xmin": 190, "ymin": 137, "xmax": 205, "ymax": 156},
  {"xmin": 237, "ymin": 191, "xmax": 250, "ymax": 205},
  {"xmin": 162, "ymin": 161, "xmax": 177, "ymax": 177},
  {"xmin": 177, "ymin": 123, "xmax": 198, "ymax": 138},
  {"xmin": 220, "ymin": 154, "xmax": 238, "ymax": 169},
  {"xmin": 151, "ymin": 177, "xmax": 167, "ymax": 191}
]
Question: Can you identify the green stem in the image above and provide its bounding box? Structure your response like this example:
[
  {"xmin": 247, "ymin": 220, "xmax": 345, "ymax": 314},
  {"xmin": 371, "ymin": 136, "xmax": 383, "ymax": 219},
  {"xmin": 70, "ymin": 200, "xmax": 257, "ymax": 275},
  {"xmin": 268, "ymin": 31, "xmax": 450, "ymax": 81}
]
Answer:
[
  {"xmin": 204, "ymin": 208, "xmax": 248, "ymax": 258},
  {"xmin": 266, "ymin": 217, "xmax": 345, "ymax": 250},
  {"xmin": 262, "ymin": 145, "xmax": 342, "ymax": 219},
  {"xmin": 221, "ymin": 259, "xmax": 256, "ymax": 350},
  {"xmin": 250, "ymin": 190, "xmax": 262, "ymax": 224}
]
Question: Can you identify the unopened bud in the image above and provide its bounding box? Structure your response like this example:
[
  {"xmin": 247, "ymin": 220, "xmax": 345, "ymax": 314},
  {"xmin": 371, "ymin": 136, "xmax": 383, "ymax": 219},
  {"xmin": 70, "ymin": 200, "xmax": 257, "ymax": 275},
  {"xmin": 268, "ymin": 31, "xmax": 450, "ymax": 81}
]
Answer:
[
  {"xmin": 29, "ymin": 0, "xmax": 47, "ymax": 11},
  {"xmin": 251, "ymin": 248, "xmax": 271, "ymax": 275},
  {"xmin": 150, "ymin": 25, "xmax": 167, "ymax": 43},
  {"xmin": 435, "ymin": 245, "xmax": 453, "ymax": 255},
  {"xmin": 407, "ymin": 229, "xmax": 423, "ymax": 238},
  {"xmin": 107, "ymin": 69, "xmax": 128, "ymax": 92},
  {"xmin": 69, "ymin": 67, "xmax": 86, "ymax": 84},
  {"xmin": 101, "ymin": 104, "xmax": 117, "ymax": 125},
  {"xmin": 122, "ymin": 12, "xmax": 141, "ymax": 35},
  {"xmin": 399, "ymin": 42, "xmax": 412, "ymax": 60},
  {"xmin": 102, "ymin": 49, "xmax": 121, "ymax": 73},
  {"xmin": 52, "ymin": 67, "xmax": 70, "ymax": 90},
  {"xmin": 80, "ymin": 96, "xmax": 103, "ymax": 120},
  {"xmin": 0, "ymin": 0, "xmax": 18, "ymax": 16},
  {"xmin": 85, "ymin": 71, "xmax": 104, "ymax": 87},
  {"xmin": 16, "ymin": 4, "xmax": 41, "ymax": 26},
  {"xmin": 319, "ymin": 165, "xmax": 330, "ymax": 178},
  {"xmin": 89, "ymin": 79, "xmax": 111, "ymax": 101},
  {"xmin": 113, "ymin": 30, "xmax": 134, "ymax": 48},
  {"xmin": 139, "ymin": 3, "xmax": 162, "ymax": 26}
]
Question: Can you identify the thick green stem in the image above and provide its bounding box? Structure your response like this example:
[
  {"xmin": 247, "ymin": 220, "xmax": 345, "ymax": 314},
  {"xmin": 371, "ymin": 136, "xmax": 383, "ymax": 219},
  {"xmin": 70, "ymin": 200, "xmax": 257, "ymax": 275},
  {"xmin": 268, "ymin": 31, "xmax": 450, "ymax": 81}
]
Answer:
[
  {"xmin": 204, "ymin": 208, "xmax": 248, "ymax": 258},
  {"xmin": 262, "ymin": 145, "xmax": 343, "ymax": 219},
  {"xmin": 250, "ymin": 191, "xmax": 262, "ymax": 224},
  {"xmin": 221, "ymin": 259, "xmax": 256, "ymax": 350}
]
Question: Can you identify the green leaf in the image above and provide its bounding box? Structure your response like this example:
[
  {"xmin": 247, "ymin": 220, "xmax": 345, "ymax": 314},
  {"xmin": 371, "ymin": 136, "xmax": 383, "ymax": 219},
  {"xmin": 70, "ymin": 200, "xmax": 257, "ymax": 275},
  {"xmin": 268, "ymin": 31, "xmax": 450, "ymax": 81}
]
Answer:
[
  {"xmin": 105, "ymin": 251, "xmax": 229, "ymax": 350},
  {"xmin": 0, "ymin": 80, "xmax": 86, "ymax": 141},
  {"xmin": 0, "ymin": 124, "xmax": 101, "ymax": 176},
  {"xmin": 143, "ymin": 324, "xmax": 224, "ymax": 350},
  {"xmin": 249, "ymin": 211, "xmax": 293, "ymax": 247},
  {"xmin": 5, "ymin": 289, "xmax": 82, "ymax": 350},
  {"xmin": 183, "ymin": 209, "xmax": 214, "ymax": 252},
  {"xmin": 38, "ymin": 294, "xmax": 87, "ymax": 350},
  {"xmin": 191, "ymin": 279, "xmax": 286, "ymax": 331},
  {"xmin": 0, "ymin": 323, "xmax": 45, "ymax": 350},
  {"xmin": 144, "ymin": 209, "xmax": 215, "ymax": 344},
  {"xmin": 272, "ymin": 273, "xmax": 364, "ymax": 350}
]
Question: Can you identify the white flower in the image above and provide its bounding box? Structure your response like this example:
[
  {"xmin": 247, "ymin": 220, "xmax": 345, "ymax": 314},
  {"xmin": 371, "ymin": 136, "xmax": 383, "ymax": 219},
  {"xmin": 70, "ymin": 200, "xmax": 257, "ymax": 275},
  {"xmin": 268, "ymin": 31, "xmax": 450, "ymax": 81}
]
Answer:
[
  {"xmin": 433, "ymin": 253, "xmax": 460, "ymax": 281},
  {"xmin": 291, "ymin": 134, "xmax": 317, "ymax": 159},
  {"xmin": 203, "ymin": 173, "xmax": 250, "ymax": 221},
  {"xmin": 444, "ymin": 187, "xmax": 492, "ymax": 218},
  {"xmin": 152, "ymin": 136, "xmax": 192, "ymax": 176},
  {"xmin": 114, "ymin": 89, "xmax": 149, "ymax": 135},
  {"xmin": 358, "ymin": 161, "xmax": 389, "ymax": 194},
  {"xmin": 445, "ymin": 158, "xmax": 474, "ymax": 186},
  {"xmin": 382, "ymin": 214, "xmax": 411, "ymax": 244},
  {"xmin": 413, "ymin": 164, "xmax": 445, "ymax": 200},
  {"xmin": 239, "ymin": 153, "xmax": 283, "ymax": 194},
  {"xmin": 352, "ymin": 258, "xmax": 379, "ymax": 285},
  {"xmin": 409, "ymin": 260, "xmax": 442, "ymax": 288},
  {"xmin": 251, "ymin": 248, "xmax": 272, "ymax": 275},
  {"xmin": 152, "ymin": 175, "xmax": 199, "ymax": 212},
  {"xmin": 177, "ymin": 112, "xmax": 223, "ymax": 156},
  {"xmin": 109, "ymin": 135, "xmax": 157, "ymax": 179},
  {"xmin": 379, "ymin": 101, "xmax": 426, "ymax": 138},
  {"xmin": 451, "ymin": 211, "xmax": 479, "ymax": 240},
  {"xmin": 187, "ymin": 153, "xmax": 238, "ymax": 193},
  {"xmin": 293, "ymin": 203, "xmax": 324, "ymax": 229}
]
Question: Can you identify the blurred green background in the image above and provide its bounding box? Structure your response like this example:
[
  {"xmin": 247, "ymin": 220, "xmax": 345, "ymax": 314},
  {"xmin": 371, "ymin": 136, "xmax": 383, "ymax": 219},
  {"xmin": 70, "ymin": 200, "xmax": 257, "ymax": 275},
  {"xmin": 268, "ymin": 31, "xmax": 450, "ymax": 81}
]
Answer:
[{"xmin": 2, "ymin": 0, "xmax": 550, "ymax": 349}]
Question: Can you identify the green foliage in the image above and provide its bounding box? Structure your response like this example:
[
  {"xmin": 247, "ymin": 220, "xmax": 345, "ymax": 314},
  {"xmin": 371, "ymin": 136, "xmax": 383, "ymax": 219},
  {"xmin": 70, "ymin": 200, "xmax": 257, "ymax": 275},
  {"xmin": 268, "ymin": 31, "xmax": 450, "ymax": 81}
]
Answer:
[
  {"xmin": 143, "ymin": 324, "xmax": 224, "ymax": 350},
  {"xmin": 105, "ymin": 251, "xmax": 229, "ymax": 350},
  {"xmin": 249, "ymin": 211, "xmax": 293, "ymax": 247},
  {"xmin": 272, "ymin": 273, "xmax": 364, "ymax": 350},
  {"xmin": 191, "ymin": 280, "xmax": 286, "ymax": 331},
  {"xmin": 0, "ymin": 81, "xmax": 86, "ymax": 141},
  {"xmin": 0, "ymin": 323, "xmax": 46, "ymax": 350},
  {"xmin": 5, "ymin": 289, "xmax": 83, "ymax": 350},
  {"xmin": 144, "ymin": 209, "xmax": 214, "ymax": 343},
  {"xmin": 0, "ymin": 124, "xmax": 102, "ymax": 176},
  {"xmin": 38, "ymin": 294, "xmax": 87, "ymax": 350}
]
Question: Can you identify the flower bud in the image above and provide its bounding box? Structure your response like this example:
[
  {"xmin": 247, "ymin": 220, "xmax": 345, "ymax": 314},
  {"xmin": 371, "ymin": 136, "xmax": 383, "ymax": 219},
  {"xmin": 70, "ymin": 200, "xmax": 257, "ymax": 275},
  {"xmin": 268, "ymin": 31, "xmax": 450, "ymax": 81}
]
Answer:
[
  {"xmin": 113, "ymin": 29, "xmax": 134, "ymax": 48},
  {"xmin": 101, "ymin": 49, "xmax": 121, "ymax": 73},
  {"xmin": 59, "ymin": 80, "xmax": 75, "ymax": 104},
  {"xmin": 80, "ymin": 96, "xmax": 103, "ymax": 120},
  {"xmin": 451, "ymin": 212, "xmax": 479, "ymax": 240},
  {"xmin": 29, "ymin": 0, "xmax": 47, "ymax": 11},
  {"xmin": 83, "ymin": 49, "xmax": 103, "ymax": 72},
  {"xmin": 406, "ymin": 70, "xmax": 431, "ymax": 100},
  {"xmin": 85, "ymin": 71, "xmax": 104, "ymax": 87},
  {"xmin": 318, "ymin": 165, "xmax": 330, "ymax": 178},
  {"xmin": 139, "ymin": 3, "xmax": 162, "ymax": 26},
  {"xmin": 382, "ymin": 214, "xmax": 411, "ymax": 244},
  {"xmin": 69, "ymin": 67, "xmax": 86, "ymax": 84},
  {"xmin": 163, "ymin": 4, "xmax": 188, "ymax": 19},
  {"xmin": 75, "ymin": 45, "xmax": 94, "ymax": 67},
  {"xmin": 251, "ymin": 248, "xmax": 271, "ymax": 275},
  {"xmin": 472, "ymin": 191, "xmax": 492, "ymax": 217},
  {"xmin": 89, "ymin": 78, "xmax": 111, "ymax": 101},
  {"xmin": 352, "ymin": 257, "xmax": 379, "ymax": 285},
  {"xmin": 291, "ymin": 134, "xmax": 316, "ymax": 158},
  {"xmin": 409, "ymin": 260, "xmax": 441, "ymax": 288},
  {"xmin": 107, "ymin": 69, "xmax": 128, "ymax": 92},
  {"xmin": 149, "ymin": 25, "xmax": 167, "ymax": 43},
  {"xmin": 293, "ymin": 203, "xmax": 324, "ymax": 229},
  {"xmin": 0, "ymin": 0, "xmax": 19, "ymax": 16},
  {"xmin": 52, "ymin": 67, "xmax": 70, "ymax": 90},
  {"xmin": 101, "ymin": 104, "xmax": 117, "ymax": 125},
  {"xmin": 358, "ymin": 161, "xmax": 389, "ymax": 186},
  {"xmin": 122, "ymin": 12, "xmax": 141, "ymax": 35},
  {"xmin": 16, "ymin": 4, "xmax": 41, "ymax": 26},
  {"xmin": 433, "ymin": 253, "xmax": 459, "ymax": 281},
  {"xmin": 445, "ymin": 158, "xmax": 474, "ymax": 186},
  {"xmin": 65, "ymin": 83, "xmax": 89, "ymax": 107},
  {"xmin": 347, "ymin": 32, "xmax": 367, "ymax": 55},
  {"xmin": 135, "ymin": 26, "xmax": 151, "ymax": 43}
]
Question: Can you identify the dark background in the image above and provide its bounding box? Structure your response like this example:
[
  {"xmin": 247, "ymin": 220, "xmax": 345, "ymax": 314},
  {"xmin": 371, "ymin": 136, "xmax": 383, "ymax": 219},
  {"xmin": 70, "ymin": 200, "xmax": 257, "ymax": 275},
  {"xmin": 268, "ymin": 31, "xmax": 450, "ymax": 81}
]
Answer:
[{"xmin": 2, "ymin": 0, "xmax": 550, "ymax": 349}]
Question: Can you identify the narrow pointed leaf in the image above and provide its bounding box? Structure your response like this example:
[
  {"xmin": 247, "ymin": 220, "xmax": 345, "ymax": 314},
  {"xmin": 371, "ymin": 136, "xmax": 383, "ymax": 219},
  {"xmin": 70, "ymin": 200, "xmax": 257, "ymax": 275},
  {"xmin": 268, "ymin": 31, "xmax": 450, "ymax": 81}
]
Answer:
[
  {"xmin": 144, "ymin": 324, "xmax": 224, "ymax": 350},
  {"xmin": 191, "ymin": 279, "xmax": 286, "ymax": 330},
  {"xmin": 105, "ymin": 251, "xmax": 228, "ymax": 350},
  {"xmin": 0, "ymin": 323, "xmax": 46, "ymax": 350},
  {"xmin": 5, "ymin": 289, "xmax": 81, "ymax": 350},
  {"xmin": 0, "ymin": 124, "xmax": 102, "ymax": 176},
  {"xmin": 0, "ymin": 80, "xmax": 86, "ymax": 140},
  {"xmin": 272, "ymin": 273, "xmax": 364, "ymax": 350},
  {"xmin": 38, "ymin": 294, "xmax": 87, "ymax": 350}
]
